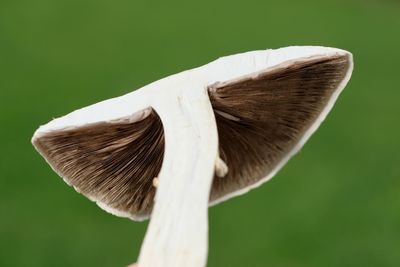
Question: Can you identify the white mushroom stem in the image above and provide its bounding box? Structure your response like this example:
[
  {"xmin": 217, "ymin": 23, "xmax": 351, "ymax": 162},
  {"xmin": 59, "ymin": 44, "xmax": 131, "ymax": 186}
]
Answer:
[{"xmin": 138, "ymin": 87, "xmax": 219, "ymax": 267}]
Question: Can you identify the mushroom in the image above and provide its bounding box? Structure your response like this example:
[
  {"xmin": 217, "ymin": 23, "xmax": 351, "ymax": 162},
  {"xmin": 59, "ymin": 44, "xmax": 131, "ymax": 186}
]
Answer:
[{"xmin": 32, "ymin": 46, "xmax": 353, "ymax": 267}]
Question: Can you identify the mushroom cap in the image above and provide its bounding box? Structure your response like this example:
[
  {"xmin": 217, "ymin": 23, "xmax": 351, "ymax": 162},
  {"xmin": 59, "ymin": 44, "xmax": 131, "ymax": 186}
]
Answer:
[{"xmin": 32, "ymin": 46, "xmax": 353, "ymax": 221}]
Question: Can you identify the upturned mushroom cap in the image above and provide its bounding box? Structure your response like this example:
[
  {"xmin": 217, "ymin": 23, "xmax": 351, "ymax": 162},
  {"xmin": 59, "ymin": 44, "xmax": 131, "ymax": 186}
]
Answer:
[{"xmin": 32, "ymin": 46, "xmax": 353, "ymax": 221}]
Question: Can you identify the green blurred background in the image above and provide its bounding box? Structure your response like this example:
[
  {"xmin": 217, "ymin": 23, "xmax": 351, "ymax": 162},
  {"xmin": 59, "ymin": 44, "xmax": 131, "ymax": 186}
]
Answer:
[{"xmin": 1, "ymin": 0, "xmax": 399, "ymax": 266}]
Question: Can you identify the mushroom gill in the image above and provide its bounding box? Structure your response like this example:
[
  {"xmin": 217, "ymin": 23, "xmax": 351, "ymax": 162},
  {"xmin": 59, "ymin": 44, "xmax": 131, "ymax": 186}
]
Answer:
[
  {"xmin": 208, "ymin": 53, "xmax": 351, "ymax": 201},
  {"xmin": 33, "ymin": 108, "xmax": 164, "ymax": 218}
]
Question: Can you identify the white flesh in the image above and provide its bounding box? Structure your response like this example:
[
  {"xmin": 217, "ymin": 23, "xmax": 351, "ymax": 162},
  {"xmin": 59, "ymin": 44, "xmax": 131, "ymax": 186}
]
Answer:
[{"xmin": 138, "ymin": 86, "xmax": 219, "ymax": 267}]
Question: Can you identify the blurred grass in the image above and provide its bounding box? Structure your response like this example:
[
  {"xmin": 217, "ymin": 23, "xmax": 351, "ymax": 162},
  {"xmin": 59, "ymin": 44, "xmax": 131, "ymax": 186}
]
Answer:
[{"xmin": 0, "ymin": 0, "xmax": 399, "ymax": 266}]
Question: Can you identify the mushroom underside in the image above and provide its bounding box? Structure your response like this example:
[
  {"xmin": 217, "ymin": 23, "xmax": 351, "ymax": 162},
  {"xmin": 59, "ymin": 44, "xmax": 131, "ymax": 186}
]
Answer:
[
  {"xmin": 33, "ymin": 53, "xmax": 350, "ymax": 218},
  {"xmin": 33, "ymin": 110, "xmax": 164, "ymax": 218},
  {"xmin": 209, "ymin": 53, "xmax": 350, "ymax": 201}
]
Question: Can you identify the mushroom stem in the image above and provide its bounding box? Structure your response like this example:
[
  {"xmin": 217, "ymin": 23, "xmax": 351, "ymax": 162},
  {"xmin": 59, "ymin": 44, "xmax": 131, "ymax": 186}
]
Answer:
[{"xmin": 138, "ymin": 87, "xmax": 219, "ymax": 267}]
